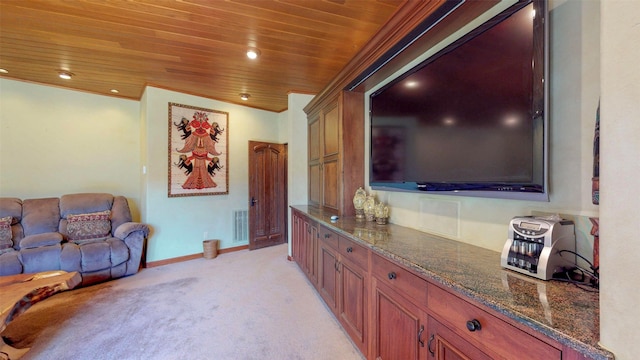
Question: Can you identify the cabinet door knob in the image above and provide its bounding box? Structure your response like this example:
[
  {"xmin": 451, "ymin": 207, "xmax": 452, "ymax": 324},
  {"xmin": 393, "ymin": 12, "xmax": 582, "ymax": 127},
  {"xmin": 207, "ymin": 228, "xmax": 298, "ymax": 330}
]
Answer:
[
  {"xmin": 466, "ymin": 319, "xmax": 482, "ymax": 332},
  {"xmin": 346, "ymin": 247, "xmax": 353, "ymax": 253},
  {"xmin": 388, "ymin": 272, "xmax": 397, "ymax": 280}
]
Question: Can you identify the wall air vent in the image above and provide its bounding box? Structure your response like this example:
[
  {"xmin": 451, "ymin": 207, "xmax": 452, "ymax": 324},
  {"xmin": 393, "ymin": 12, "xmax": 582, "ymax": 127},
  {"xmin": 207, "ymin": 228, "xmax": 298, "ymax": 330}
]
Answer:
[{"xmin": 233, "ymin": 210, "xmax": 249, "ymax": 242}]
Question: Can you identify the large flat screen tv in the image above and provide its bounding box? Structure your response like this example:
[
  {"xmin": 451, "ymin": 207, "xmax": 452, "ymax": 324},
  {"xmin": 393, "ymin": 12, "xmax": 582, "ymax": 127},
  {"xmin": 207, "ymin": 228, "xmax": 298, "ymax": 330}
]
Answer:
[{"xmin": 369, "ymin": 0, "xmax": 548, "ymax": 201}]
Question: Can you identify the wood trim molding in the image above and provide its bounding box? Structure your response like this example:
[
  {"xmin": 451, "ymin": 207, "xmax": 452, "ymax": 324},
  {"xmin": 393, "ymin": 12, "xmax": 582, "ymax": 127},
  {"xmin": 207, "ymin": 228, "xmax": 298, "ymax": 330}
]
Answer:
[
  {"xmin": 304, "ymin": 0, "xmax": 447, "ymax": 114},
  {"xmin": 145, "ymin": 244, "xmax": 250, "ymax": 268},
  {"xmin": 303, "ymin": 0, "xmax": 498, "ymax": 116},
  {"xmin": 219, "ymin": 244, "xmax": 249, "ymax": 255}
]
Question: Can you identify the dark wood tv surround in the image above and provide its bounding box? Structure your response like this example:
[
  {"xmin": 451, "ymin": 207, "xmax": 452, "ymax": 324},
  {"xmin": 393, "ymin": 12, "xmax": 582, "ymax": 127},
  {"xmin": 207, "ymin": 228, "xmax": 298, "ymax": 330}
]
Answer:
[
  {"xmin": 299, "ymin": 1, "xmax": 612, "ymax": 359},
  {"xmin": 304, "ymin": 0, "xmax": 500, "ymax": 216}
]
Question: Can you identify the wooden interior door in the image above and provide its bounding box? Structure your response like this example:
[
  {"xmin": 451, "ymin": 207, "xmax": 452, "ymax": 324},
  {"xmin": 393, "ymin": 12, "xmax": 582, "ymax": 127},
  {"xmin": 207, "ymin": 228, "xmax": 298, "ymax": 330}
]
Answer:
[{"xmin": 248, "ymin": 141, "xmax": 287, "ymax": 250}]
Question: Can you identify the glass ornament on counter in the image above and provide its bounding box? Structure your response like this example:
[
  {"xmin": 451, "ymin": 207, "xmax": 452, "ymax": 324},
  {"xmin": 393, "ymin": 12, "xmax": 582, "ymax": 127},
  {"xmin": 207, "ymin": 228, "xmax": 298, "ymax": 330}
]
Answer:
[
  {"xmin": 375, "ymin": 202, "xmax": 389, "ymax": 225},
  {"xmin": 363, "ymin": 195, "xmax": 376, "ymax": 221},
  {"xmin": 353, "ymin": 187, "xmax": 367, "ymax": 219}
]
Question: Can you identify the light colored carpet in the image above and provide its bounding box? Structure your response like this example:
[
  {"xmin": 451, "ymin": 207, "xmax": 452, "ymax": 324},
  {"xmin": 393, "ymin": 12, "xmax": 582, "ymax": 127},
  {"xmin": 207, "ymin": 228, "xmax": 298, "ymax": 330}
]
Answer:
[{"xmin": 3, "ymin": 244, "xmax": 363, "ymax": 360}]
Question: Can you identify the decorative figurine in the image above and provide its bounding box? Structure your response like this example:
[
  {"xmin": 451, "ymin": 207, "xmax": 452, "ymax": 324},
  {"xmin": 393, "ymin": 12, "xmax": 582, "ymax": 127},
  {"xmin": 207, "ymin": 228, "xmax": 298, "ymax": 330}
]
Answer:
[
  {"xmin": 363, "ymin": 195, "xmax": 376, "ymax": 222},
  {"xmin": 375, "ymin": 201, "xmax": 389, "ymax": 225},
  {"xmin": 353, "ymin": 187, "xmax": 367, "ymax": 219}
]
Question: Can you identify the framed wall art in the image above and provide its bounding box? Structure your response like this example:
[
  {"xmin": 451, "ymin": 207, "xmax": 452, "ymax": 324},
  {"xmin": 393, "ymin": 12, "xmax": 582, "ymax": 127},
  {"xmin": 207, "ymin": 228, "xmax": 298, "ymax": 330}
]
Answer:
[{"xmin": 168, "ymin": 102, "xmax": 229, "ymax": 197}]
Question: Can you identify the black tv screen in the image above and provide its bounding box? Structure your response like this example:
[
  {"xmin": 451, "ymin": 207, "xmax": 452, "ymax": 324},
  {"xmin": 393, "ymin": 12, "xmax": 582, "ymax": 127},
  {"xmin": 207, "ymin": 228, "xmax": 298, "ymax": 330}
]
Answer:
[{"xmin": 369, "ymin": 0, "xmax": 548, "ymax": 200}]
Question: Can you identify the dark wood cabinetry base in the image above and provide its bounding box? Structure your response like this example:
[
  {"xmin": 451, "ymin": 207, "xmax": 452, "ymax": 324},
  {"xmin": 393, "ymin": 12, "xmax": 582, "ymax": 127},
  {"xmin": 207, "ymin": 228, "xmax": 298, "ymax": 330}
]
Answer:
[{"xmin": 291, "ymin": 207, "xmax": 606, "ymax": 360}]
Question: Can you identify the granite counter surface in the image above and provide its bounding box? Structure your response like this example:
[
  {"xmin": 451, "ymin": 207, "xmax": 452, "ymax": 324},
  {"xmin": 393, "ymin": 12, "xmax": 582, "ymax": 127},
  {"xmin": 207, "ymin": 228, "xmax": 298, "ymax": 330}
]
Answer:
[{"xmin": 292, "ymin": 205, "xmax": 613, "ymax": 360}]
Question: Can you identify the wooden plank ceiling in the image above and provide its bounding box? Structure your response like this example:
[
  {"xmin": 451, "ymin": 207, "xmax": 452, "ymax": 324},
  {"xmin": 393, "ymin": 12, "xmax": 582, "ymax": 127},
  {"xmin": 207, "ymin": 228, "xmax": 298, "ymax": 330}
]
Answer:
[{"xmin": 0, "ymin": 0, "xmax": 403, "ymax": 112}]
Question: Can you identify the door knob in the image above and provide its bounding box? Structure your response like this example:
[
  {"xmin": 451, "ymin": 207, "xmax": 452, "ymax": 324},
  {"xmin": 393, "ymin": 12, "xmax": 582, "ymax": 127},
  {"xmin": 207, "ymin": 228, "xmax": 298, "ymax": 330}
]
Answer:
[{"xmin": 250, "ymin": 197, "xmax": 258, "ymax": 206}]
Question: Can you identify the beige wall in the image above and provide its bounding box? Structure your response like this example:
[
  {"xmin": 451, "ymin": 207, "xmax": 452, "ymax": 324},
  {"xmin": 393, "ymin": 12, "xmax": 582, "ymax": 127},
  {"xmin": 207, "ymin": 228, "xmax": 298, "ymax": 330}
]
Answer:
[
  {"xmin": 600, "ymin": 1, "xmax": 640, "ymax": 358},
  {"xmin": 0, "ymin": 80, "xmax": 283, "ymax": 262},
  {"xmin": 140, "ymin": 86, "xmax": 282, "ymax": 262},
  {"xmin": 0, "ymin": 79, "xmax": 143, "ymax": 219}
]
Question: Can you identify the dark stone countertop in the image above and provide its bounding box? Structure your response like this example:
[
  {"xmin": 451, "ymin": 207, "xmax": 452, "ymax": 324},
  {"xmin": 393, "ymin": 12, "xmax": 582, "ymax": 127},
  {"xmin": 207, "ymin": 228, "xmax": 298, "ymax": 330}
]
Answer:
[{"xmin": 292, "ymin": 205, "xmax": 613, "ymax": 360}]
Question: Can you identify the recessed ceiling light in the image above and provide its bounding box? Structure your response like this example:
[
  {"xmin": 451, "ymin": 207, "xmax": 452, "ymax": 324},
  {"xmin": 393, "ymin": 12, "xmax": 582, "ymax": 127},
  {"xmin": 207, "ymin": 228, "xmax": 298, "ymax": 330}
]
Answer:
[
  {"xmin": 246, "ymin": 48, "xmax": 261, "ymax": 59},
  {"xmin": 110, "ymin": 89, "xmax": 119, "ymax": 94},
  {"xmin": 240, "ymin": 93, "xmax": 250, "ymax": 101},
  {"xmin": 0, "ymin": 68, "xmax": 8, "ymax": 74},
  {"xmin": 58, "ymin": 71, "xmax": 74, "ymax": 80},
  {"xmin": 405, "ymin": 81, "xmax": 419, "ymax": 88}
]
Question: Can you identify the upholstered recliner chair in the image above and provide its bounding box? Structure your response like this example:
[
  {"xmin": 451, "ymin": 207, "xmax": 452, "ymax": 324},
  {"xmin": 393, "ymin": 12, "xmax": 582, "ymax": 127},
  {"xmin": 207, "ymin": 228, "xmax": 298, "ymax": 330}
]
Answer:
[{"xmin": 0, "ymin": 193, "xmax": 149, "ymax": 286}]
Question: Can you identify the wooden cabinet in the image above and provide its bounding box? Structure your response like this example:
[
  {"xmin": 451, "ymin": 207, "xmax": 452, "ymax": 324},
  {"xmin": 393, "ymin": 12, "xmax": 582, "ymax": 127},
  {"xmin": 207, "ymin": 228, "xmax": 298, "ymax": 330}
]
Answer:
[
  {"xmin": 427, "ymin": 284, "xmax": 561, "ymax": 360},
  {"xmin": 306, "ymin": 91, "xmax": 364, "ymax": 216},
  {"xmin": 371, "ymin": 278, "xmax": 429, "ymax": 360},
  {"xmin": 291, "ymin": 210, "xmax": 318, "ymax": 286},
  {"xmin": 317, "ymin": 226, "xmax": 369, "ymax": 355},
  {"xmin": 290, "ymin": 211, "xmax": 593, "ymax": 360},
  {"xmin": 308, "ymin": 101, "xmax": 339, "ymax": 210},
  {"xmin": 304, "ymin": 219, "xmax": 318, "ymax": 285},
  {"xmin": 370, "ymin": 253, "xmax": 429, "ymax": 360},
  {"xmin": 292, "ymin": 211, "xmax": 303, "ymax": 264},
  {"xmin": 308, "ymin": 113, "xmax": 322, "ymax": 207},
  {"xmin": 338, "ymin": 237, "xmax": 368, "ymax": 353},
  {"xmin": 427, "ymin": 316, "xmax": 492, "ymax": 360},
  {"xmin": 318, "ymin": 235, "xmax": 339, "ymax": 312}
]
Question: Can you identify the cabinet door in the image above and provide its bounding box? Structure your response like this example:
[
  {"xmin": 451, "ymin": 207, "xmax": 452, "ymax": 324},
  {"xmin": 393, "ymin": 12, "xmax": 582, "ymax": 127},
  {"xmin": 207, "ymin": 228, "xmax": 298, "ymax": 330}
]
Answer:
[
  {"xmin": 291, "ymin": 212, "xmax": 302, "ymax": 264},
  {"xmin": 308, "ymin": 162, "xmax": 321, "ymax": 206},
  {"xmin": 322, "ymin": 155, "xmax": 339, "ymax": 210},
  {"xmin": 321, "ymin": 102, "xmax": 340, "ymax": 211},
  {"xmin": 305, "ymin": 221, "xmax": 318, "ymax": 285},
  {"xmin": 291, "ymin": 212, "xmax": 317, "ymax": 285},
  {"xmin": 308, "ymin": 115, "xmax": 322, "ymax": 206},
  {"xmin": 428, "ymin": 317, "xmax": 491, "ymax": 360},
  {"xmin": 318, "ymin": 241, "xmax": 338, "ymax": 313},
  {"xmin": 339, "ymin": 258, "xmax": 367, "ymax": 355},
  {"xmin": 309, "ymin": 115, "xmax": 321, "ymax": 162},
  {"xmin": 306, "ymin": 91, "xmax": 364, "ymax": 216},
  {"xmin": 372, "ymin": 278, "xmax": 427, "ymax": 360},
  {"xmin": 323, "ymin": 103, "xmax": 339, "ymax": 157}
]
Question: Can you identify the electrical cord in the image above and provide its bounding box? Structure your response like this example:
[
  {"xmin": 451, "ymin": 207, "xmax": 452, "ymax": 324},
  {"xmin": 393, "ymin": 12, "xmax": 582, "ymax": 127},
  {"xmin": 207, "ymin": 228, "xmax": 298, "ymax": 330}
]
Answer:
[
  {"xmin": 554, "ymin": 250, "xmax": 599, "ymax": 291},
  {"xmin": 552, "ymin": 268, "xmax": 599, "ymax": 293}
]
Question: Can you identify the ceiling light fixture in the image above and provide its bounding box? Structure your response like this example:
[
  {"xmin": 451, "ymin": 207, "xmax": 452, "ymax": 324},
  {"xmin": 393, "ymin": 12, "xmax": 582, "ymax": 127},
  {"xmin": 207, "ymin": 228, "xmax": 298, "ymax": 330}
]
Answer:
[
  {"xmin": 246, "ymin": 48, "xmax": 261, "ymax": 60},
  {"xmin": 58, "ymin": 71, "xmax": 74, "ymax": 80},
  {"xmin": 240, "ymin": 93, "xmax": 250, "ymax": 101},
  {"xmin": 110, "ymin": 89, "xmax": 120, "ymax": 94},
  {"xmin": 0, "ymin": 68, "xmax": 8, "ymax": 74}
]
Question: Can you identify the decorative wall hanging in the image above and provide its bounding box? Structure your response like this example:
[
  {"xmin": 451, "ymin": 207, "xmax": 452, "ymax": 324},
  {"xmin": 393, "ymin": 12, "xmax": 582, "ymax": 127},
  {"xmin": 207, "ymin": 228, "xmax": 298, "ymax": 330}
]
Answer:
[{"xmin": 168, "ymin": 102, "xmax": 229, "ymax": 197}]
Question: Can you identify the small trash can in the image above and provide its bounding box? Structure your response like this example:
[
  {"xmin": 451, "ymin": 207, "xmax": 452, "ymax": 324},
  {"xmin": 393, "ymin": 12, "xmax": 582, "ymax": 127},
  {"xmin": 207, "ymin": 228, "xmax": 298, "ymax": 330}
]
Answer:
[{"xmin": 203, "ymin": 239, "xmax": 220, "ymax": 259}]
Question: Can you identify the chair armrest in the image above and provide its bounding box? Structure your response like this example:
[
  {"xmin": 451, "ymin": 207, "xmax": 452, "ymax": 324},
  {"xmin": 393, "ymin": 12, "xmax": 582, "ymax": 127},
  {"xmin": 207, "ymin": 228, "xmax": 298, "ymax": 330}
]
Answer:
[
  {"xmin": 19, "ymin": 232, "xmax": 64, "ymax": 249},
  {"xmin": 113, "ymin": 222, "xmax": 149, "ymax": 240}
]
